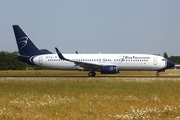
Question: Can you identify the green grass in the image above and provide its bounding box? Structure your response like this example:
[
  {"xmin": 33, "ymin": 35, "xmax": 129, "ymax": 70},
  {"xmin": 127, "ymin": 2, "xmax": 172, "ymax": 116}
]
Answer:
[{"xmin": 0, "ymin": 77, "xmax": 180, "ymax": 119}]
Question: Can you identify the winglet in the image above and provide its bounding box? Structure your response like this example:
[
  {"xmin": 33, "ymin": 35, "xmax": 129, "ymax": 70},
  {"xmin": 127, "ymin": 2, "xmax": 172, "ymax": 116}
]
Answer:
[{"xmin": 55, "ymin": 47, "xmax": 66, "ymax": 60}]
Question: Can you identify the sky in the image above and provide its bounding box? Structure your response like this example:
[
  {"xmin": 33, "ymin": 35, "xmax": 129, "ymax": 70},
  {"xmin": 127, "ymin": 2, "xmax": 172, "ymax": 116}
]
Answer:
[{"xmin": 0, "ymin": 0, "xmax": 180, "ymax": 56}]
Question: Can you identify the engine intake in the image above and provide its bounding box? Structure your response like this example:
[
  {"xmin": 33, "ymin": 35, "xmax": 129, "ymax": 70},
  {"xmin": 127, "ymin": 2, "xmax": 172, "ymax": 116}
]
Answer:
[{"xmin": 100, "ymin": 66, "xmax": 119, "ymax": 74}]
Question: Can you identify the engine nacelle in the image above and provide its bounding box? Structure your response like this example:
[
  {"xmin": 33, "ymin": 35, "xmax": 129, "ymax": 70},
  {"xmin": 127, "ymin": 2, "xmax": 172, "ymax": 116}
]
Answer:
[{"xmin": 100, "ymin": 66, "xmax": 119, "ymax": 74}]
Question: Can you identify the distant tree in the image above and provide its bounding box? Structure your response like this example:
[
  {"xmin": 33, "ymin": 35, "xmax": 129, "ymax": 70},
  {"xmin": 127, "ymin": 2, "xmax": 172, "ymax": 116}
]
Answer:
[
  {"xmin": 11, "ymin": 51, "xmax": 19, "ymax": 55},
  {"xmin": 0, "ymin": 51, "xmax": 7, "ymax": 70},
  {"xmin": 163, "ymin": 52, "xmax": 169, "ymax": 59},
  {"xmin": 169, "ymin": 56, "xmax": 180, "ymax": 64}
]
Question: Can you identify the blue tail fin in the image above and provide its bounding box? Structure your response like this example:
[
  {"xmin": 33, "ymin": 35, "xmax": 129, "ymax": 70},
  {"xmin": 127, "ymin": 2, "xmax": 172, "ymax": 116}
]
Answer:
[{"xmin": 13, "ymin": 25, "xmax": 49, "ymax": 56}]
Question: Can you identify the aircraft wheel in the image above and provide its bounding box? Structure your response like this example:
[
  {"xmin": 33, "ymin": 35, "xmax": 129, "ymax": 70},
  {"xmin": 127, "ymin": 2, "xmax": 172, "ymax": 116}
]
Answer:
[
  {"xmin": 88, "ymin": 71, "xmax": 96, "ymax": 77},
  {"xmin": 156, "ymin": 72, "xmax": 159, "ymax": 77}
]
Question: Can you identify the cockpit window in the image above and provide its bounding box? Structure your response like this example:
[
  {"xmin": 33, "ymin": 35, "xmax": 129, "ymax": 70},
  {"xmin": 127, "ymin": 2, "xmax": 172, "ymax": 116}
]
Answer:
[{"xmin": 162, "ymin": 59, "xmax": 166, "ymax": 61}]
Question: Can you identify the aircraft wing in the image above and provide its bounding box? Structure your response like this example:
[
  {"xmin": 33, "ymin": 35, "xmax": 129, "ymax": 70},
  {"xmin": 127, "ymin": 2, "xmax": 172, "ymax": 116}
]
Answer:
[{"xmin": 55, "ymin": 47, "xmax": 100, "ymax": 70}]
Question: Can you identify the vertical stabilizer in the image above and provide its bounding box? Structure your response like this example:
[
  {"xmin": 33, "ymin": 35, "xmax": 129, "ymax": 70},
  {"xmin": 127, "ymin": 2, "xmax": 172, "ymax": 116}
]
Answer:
[{"xmin": 13, "ymin": 25, "xmax": 49, "ymax": 56}]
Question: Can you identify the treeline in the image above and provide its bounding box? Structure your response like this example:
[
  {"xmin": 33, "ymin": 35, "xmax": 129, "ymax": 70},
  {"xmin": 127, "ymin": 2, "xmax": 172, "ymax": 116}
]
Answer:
[
  {"xmin": 0, "ymin": 51, "xmax": 180, "ymax": 70},
  {"xmin": 168, "ymin": 56, "xmax": 180, "ymax": 64},
  {"xmin": 163, "ymin": 52, "xmax": 180, "ymax": 64}
]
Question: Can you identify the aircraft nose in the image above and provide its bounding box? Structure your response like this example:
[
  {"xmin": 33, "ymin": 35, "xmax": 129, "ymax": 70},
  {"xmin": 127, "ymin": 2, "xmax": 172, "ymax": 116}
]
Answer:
[{"xmin": 166, "ymin": 60, "xmax": 175, "ymax": 69}]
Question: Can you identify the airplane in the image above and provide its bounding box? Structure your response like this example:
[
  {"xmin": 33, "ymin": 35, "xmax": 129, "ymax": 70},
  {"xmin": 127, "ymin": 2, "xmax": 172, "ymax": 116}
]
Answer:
[{"xmin": 13, "ymin": 25, "xmax": 175, "ymax": 77}]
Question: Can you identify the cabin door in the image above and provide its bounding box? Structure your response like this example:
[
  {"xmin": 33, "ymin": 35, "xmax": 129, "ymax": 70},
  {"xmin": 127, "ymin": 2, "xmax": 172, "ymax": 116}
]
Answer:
[
  {"xmin": 153, "ymin": 57, "xmax": 157, "ymax": 65},
  {"xmin": 39, "ymin": 57, "xmax": 43, "ymax": 65}
]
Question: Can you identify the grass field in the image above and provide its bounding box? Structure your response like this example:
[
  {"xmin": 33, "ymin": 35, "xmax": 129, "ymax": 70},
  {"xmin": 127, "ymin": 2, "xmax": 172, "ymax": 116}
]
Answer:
[{"xmin": 0, "ymin": 70, "xmax": 180, "ymax": 119}]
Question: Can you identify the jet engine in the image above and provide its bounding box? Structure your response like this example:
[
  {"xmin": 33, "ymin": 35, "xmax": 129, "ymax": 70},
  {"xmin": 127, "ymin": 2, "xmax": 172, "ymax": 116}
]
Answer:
[{"xmin": 100, "ymin": 66, "xmax": 119, "ymax": 74}]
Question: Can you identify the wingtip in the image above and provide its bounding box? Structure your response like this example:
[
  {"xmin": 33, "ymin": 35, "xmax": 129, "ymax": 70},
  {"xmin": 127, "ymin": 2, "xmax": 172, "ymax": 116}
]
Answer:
[{"xmin": 55, "ymin": 47, "xmax": 60, "ymax": 53}]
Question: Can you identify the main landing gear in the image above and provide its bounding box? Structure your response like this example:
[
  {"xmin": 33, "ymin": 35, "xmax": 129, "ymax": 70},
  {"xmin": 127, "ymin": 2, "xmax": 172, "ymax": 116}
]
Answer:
[
  {"xmin": 156, "ymin": 72, "xmax": 160, "ymax": 77},
  {"xmin": 88, "ymin": 71, "xmax": 96, "ymax": 77}
]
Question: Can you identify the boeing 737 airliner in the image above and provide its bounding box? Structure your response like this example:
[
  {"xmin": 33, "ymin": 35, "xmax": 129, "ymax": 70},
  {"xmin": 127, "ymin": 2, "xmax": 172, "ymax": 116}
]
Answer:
[{"xmin": 13, "ymin": 25, "xmax": 175, "ymax": 77}]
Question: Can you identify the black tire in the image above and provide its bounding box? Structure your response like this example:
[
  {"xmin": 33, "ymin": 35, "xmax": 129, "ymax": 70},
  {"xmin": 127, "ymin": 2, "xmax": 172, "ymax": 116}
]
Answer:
[
  {"xmin": 156, "ymin": 72, "xmax": 159, "ymax": 77},
  {"xmin": 88, "ymin": 71, "xmax": 96, "ymax": 77}
]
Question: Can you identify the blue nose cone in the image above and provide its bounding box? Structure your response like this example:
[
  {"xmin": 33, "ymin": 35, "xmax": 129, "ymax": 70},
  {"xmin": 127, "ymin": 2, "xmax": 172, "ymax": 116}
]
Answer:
[{"xmin": 166, "ymin": 60, "xmax": 175, "ymax": 69}]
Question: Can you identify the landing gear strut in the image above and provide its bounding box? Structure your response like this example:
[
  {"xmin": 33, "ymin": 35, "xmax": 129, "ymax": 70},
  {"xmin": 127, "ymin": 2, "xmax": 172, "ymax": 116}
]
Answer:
[
  {"xmin": 156, "ymin": 69, "xmax": 165, "ymax": 77},
  {"xmin": 88, "ymin": 71, "xmax": 96, "ymax": 77},
  {"xmin": 156, "ymin": 72, "xmax": 159, "ymax": 77}
]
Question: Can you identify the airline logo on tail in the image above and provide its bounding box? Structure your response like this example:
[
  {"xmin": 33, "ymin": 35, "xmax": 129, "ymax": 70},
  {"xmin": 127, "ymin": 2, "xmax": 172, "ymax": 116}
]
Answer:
[{"xmin": 18, "ymin": 37, "xmax": 29, "ymax": 49}]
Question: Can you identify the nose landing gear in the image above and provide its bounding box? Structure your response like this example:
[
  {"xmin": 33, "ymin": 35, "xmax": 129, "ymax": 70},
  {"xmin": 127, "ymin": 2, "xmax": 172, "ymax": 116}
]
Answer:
[
  {"xmin": 156, "ymin": 72, "xmax": 159, "ymax": 77},
  {"xmin": 156, "ymin": 69, "xmax": 165, "ymax": 77}
]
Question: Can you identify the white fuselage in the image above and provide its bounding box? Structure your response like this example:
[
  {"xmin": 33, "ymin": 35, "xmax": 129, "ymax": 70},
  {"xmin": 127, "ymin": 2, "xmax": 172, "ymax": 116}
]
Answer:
[{"xmin": 31, "ymin": 53, "xmax": 167, "ymax": 71}]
